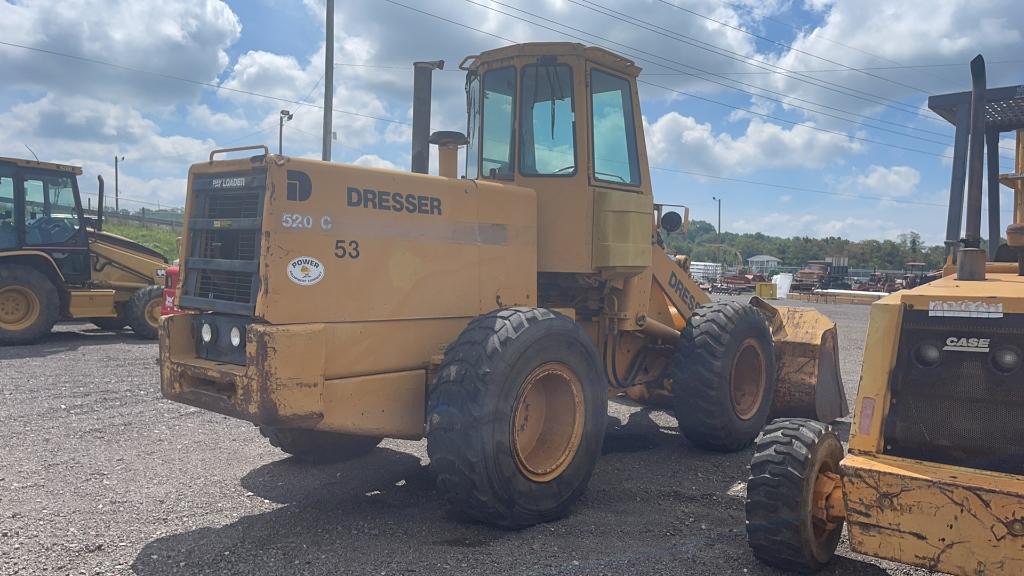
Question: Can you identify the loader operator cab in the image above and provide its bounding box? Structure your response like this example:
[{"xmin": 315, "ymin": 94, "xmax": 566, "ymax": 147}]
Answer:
[
  {"xmin": 0, "ymin": 158, "xmax": 91, "ymax": 283},
  {"xmin": 465, "ymin": 45, "xmax": 644, "ymax": 187},
  {"xmin": 458, "ymin": 43, "xmax": 654, "ymax": 274}
]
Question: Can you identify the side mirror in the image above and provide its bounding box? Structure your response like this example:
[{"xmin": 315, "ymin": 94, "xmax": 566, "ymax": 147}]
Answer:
[{"xmin": 660, "ymin": 210, "xmax": 683, "ymax": 233}]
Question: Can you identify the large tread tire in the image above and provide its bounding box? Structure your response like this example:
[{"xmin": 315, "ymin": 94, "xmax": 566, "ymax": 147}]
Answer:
[
  {"xmin": 126, "ymin": 285, "xmax": 163, "ymax": 340},
  {"xmin": 746, "ymin": 418, "xmax": 844, "ymax": 573},
  {"xmin": 669, "ymin": 301, "xmax": 776, "ymax": 452},
  {"xmin": 426, "ymin": 307, "xmax": 607, "ymax": 528},
  {"xmin": 90, "ymin": 309, "xmax": 127, "ymax": 331},
  {"xmin": 259, "ymin": 426, "xmax": 381, "ymax": 464},
  {"xmin": 0, "ymin": 264, "xmax": 59, "ymax": 346}
]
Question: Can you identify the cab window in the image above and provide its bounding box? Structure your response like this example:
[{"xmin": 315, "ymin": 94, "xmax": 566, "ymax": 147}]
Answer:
[
  {"xmin": 0, "ymin": 167, "xmax": 15, "ymax": 249},
  {"xmin": 22, "ymin": 171, "xmax": 80, "ymax": 246},
  {"xmin": 591, "ymin": 69, "xmax": 640, "ymax": 186},
  {"xmin": 480, "ymin": 66, "xmax": 516, "ymax": 180},
  {"xmin": 520, "ymin": 63, "xmax": 576, "ymax": 176}
]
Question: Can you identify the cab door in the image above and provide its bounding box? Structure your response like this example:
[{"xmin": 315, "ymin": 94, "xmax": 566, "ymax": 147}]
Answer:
[
  {"xmin": 0, "ymin": 164, "xmax": 17, "ymax": 250},
  {"xmin": 17, "ymin": 168, "xmax": 91, "ymax": 284}
]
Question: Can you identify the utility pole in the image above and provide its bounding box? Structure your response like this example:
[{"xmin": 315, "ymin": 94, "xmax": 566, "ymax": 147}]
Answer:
[
  {"xmin": 114, "ymin": 155, "xmax": 124, "ymax": 212},
  {"xmin": 713, "ymin": 196, "xmax": 722, "ymax": 272},
  {"xmin": 321, "ymin": 0, "xmax": 334, "ymax": 162},
  {"xmin": 279, "ymin": 110, "xmax": 293, "ymax": 155}
]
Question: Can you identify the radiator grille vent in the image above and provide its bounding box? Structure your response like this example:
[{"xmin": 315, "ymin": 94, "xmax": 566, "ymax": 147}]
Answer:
[{"xmin": 883, "ymin": 310, "xmax": 1024, "ymax": 475}]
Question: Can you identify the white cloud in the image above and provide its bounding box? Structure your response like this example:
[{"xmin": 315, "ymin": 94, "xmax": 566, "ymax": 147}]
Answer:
[
  {"xmin": 839, "ymin": 165, "xmax": 921, "ymax": 199},
  {"xmin": 645, "ymin": 112, "xmax": 862, "ymax": 174},
  {"xmin": 352, "ymin": 154, "xmax": 398, "ymax": 170},
  {"xmin": 0, "ymin": 94, "xmax": 215, "ymax": 208},
  {"xmin": 187, "ymin": 104, "xmax": 248, "ymax": 132},
  {"xmin": 0, "ymin": 0, "xmax": 240, "ymax": 108},
  {"xmin": 765, "ymin": 0, "xmax": 1024, "ymax": 120}
]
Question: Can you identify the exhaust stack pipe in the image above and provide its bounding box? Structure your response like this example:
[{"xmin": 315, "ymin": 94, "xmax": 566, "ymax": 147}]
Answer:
[
  {"xmin": 411, "ymin": 60, "xmax": 444, "ymax": 174},
  {"xmin": 958, "ymin": 54, "xmax": 988, "ymax": 281},
  {"xmin": 96, "ymin": 175, "xmax": 105, "ymax": 232}
]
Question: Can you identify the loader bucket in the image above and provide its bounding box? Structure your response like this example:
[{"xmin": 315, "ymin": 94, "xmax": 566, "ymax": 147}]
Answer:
[{"xmin": 749, "ymin": 297, "xmax": 849, "ymax": 423}]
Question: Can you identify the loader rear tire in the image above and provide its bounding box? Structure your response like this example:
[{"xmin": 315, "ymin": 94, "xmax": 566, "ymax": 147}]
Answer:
[
  {"xmin": 427, "ymin": 308, "xmax": 607, "ymax": 528},
  {"xmin": 746, "ymin": 418, "xmax": 844, "ymax": 573},
  {"xmin": 670, "ymin": 301, "xmax": 776, "ymax": 451},
  {"xmin": 0, "ymin": 264, "xmax": 59, "ymax": 346},
  {"xmin": 259, "ymin": 426, "xmax": 381, "ymax": 463},
  {"xmin": 126, "ymin": 285, "xmax": 163, "ymax": 340}
]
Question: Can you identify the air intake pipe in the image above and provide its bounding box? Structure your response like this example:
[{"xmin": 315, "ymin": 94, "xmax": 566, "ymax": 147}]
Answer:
[
  {"xmin": 958, "ymin": 55, "xmax": 988, "ymax": 281},
  {"xmin": 411, "ymin": 60, "xmax": 444, "ymax": 174}
]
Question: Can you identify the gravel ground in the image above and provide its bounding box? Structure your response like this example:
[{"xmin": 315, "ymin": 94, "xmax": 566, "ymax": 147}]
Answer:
[{"xmin": 0, "ymin": 298, "xmax": 940, "ymax": 576}]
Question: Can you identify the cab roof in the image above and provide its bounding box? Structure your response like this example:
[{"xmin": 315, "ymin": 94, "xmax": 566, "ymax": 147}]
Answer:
[
  {"xmin": 0, "ymin": 156, "xmax": 83, "ymax": 175},
  {"xmin": 463, "ymin": 42, "xmax": 642, "ymax": 77}
]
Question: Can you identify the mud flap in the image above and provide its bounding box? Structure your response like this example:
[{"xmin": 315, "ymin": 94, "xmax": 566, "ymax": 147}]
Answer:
[{"xmin": 749, "ymin": 296, "xmax": 849, "ymax": 422}]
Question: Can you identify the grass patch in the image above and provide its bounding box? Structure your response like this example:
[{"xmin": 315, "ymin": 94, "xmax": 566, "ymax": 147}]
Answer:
[{"xmin": 103, "ymin": 222, "xmax": 181, "ymax": 261}]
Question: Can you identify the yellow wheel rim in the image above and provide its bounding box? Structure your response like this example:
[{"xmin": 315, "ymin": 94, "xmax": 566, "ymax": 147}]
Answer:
[
  {"xmin": 0, "ymin": 286, "xmax": 41, "ymax": 331},
  {"xmin": 731, "ymin": 338, "xmax": 767, "ymax": 421},
  {"xmin": 512, "ymin": 362, "xmax": 585, "ymax": 483},
  {"xmin": 145, "ymin": 297, "xmax": 162, "ymax": 328}
]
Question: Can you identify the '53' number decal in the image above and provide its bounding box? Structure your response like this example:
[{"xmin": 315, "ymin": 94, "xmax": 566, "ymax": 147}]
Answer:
[{"xmin": 334, "ymin": 240, "xmax": 360, "ymax": 259}]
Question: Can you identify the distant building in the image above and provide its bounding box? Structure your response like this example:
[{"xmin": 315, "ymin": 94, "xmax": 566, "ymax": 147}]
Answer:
[
  {"xmin": 690, "ymin": 261, "xmax": 723, "ymax": 283},
  {"xmin": 748, "ymin": 255, "xmax": 782, "ymax": 275}
]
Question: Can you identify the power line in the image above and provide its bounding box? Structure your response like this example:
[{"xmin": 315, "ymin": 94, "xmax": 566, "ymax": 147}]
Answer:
[
  {"xmin": 639, "ymin": 79, "xmax": 952, "ymax": 159},
  {"xmin": 0, "ymin": 40, "xmax": 410, "ymax": 126},
  {"xmin": 448, "ymin": 0, "xmax": 977, "ymax": 160},
  {"xmin": 651, "ymin": 166, "xmax": 1016, "ymax": 216},
  {"xmin": 716, "ymin": 0, "xmax": 963, "ymax": 88},
  {"xmin": 651, "ymin": 0, "xmax": 932, "ymax": 96},
  {"xmin": 570, "ymin": 0, "xmax": 945, "ymax": 122},
  {"xmin": 661, "ymin": 60, "xmax": 1024, "ymax": 74},
  {"xmin": 478, "ymin": 0, "xmax": 966, "ymax": 150}
]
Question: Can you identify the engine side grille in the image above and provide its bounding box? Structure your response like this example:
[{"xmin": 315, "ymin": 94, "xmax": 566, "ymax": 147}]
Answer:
[
  {"xmin": 883, "ymin": 310, "xmax": 1024, "ymax": 474},
  {"xmin": 194, "ymin": 270, "xmax": 254, "ymax": 303},
  {"xmin": 180, "ymin": 168, "xmax": 266, "ymax": 315}
]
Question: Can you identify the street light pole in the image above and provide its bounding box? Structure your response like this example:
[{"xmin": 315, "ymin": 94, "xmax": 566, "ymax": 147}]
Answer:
[
  {"xmin": 322, "ymin": 0, "xmax": 334, "ymax": 161},
  {"xmin": 278, "ymin": 110, "xmax": 293, "ymax": 156},
  {"xmin": 114, "ymin": 155, "xmax": 124, "ymax": 212}
]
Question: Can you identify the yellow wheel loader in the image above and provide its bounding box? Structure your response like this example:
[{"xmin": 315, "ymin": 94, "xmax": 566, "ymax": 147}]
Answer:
[
  {"xmin": 0, "ymin": 157, "xmax": 169, "ymax": 345},
  {"xmin": 159, "ymin": 43, "xmax": 845, "ymax": 528},
  {"xmin": 746, "ymin": 56, "xmax": 1024, "ymax": 575}
]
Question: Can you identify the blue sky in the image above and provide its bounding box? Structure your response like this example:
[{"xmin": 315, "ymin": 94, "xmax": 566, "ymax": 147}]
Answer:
[{"xmin": 1, "ymin": 0, "xmax": 1022, "ymax": 245}]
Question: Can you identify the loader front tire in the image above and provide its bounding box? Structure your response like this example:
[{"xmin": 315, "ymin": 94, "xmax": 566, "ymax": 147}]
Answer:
[
  {"xmin": 126, "ymin": 285, "xmax": 163, "ymax": 339},
  {"xmin": 746, "ymin": 418, "xmax": 844, "ymax": 573},
  {"xmin": 259, "ymin": 426, "xmax": 381, "ymax": 463},
  {"xmin": 0, "ymin": 264, "xmax": 59, "ymax": 346},
  {"xmin": 670, "ymin": 301, "xmax": 776, "ymax": 451},
  {"xmin": 90, "ymin": 307, "xmax": 127, "ymax": 331},
  {"xmin": 427, "ymin": 308, "xmax": 607, "ymax": 528}
]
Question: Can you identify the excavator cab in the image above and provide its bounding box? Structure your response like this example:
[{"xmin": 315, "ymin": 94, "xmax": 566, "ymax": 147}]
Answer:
[{"xmin": 0, "ymin": 158, "xmax": 91, "ymax": 283}]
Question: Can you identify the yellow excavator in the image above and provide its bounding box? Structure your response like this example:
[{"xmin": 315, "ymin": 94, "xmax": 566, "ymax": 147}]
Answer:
[{"xmin": 160, "ymin": 43, "xmax": 846, "ymax": 527}]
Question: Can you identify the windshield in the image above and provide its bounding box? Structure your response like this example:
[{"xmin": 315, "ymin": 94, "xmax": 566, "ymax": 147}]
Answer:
[
  {"xmin": 520, "ymin": 63, "xmax": 575, "ymax": 176},
  {"xmin": 23, "ymin": 171, "xmax": 80, "ymax": 246}
]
